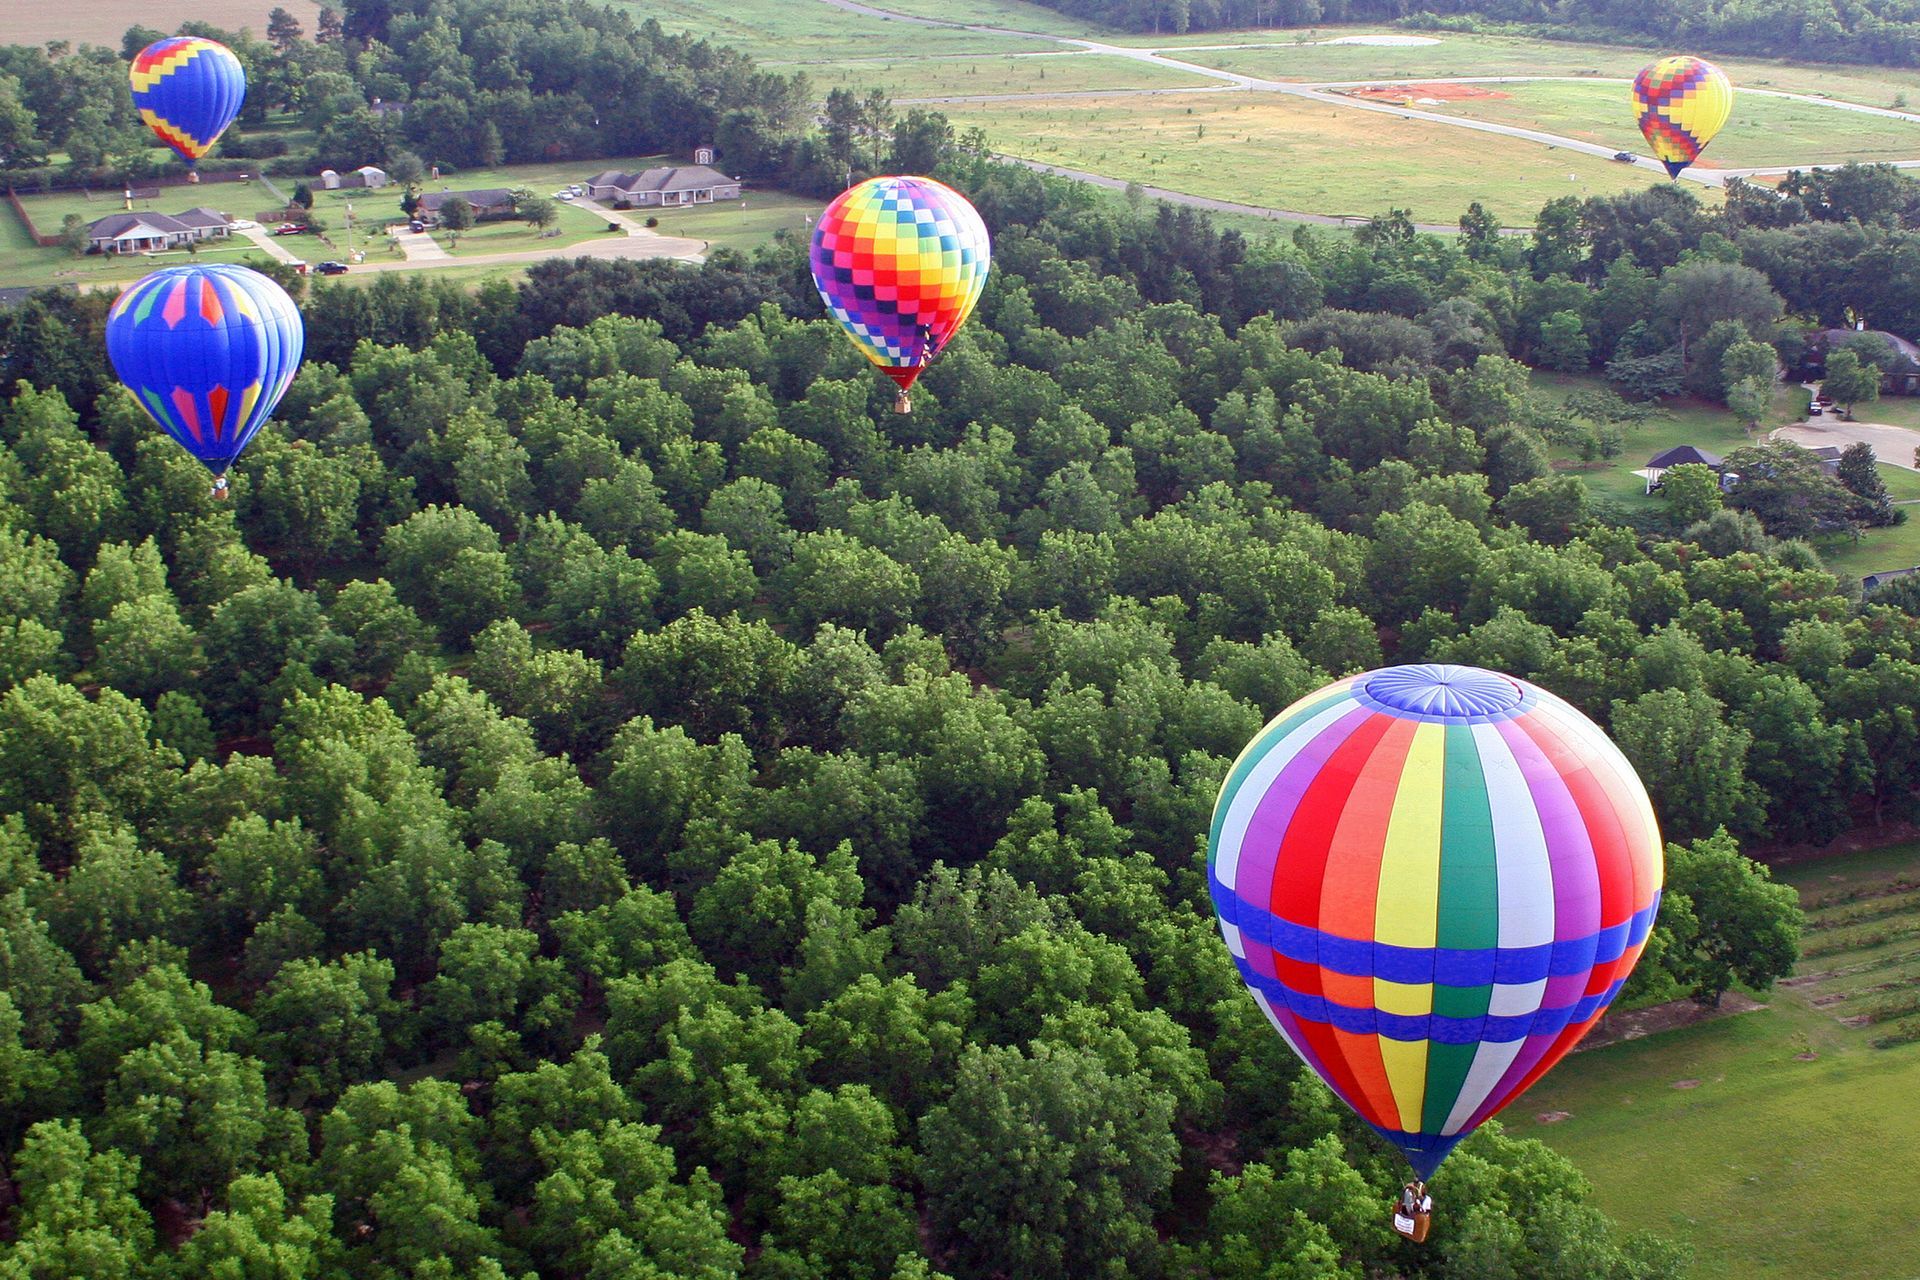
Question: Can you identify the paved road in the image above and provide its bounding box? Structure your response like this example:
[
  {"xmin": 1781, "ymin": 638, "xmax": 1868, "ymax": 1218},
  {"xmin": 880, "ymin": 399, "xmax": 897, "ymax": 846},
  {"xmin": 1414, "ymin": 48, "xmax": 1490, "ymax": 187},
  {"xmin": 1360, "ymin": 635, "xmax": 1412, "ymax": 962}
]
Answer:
[
  {"xmin": 233, "ymin": 224, "xmax": 308, "ymax": 265},
  {"xmin": 1774, "ymin": 417, "xmax": 1920, "ymax": 472}
]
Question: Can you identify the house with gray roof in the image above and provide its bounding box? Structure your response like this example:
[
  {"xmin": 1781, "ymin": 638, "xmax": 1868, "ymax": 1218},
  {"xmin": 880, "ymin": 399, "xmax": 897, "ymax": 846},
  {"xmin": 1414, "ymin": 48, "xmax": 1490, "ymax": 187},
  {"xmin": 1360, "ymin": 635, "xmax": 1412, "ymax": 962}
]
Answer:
[
  {"xmin": 1804, "ymin": 328, "xmax": 1920, "ymax": 394},
  {"xmin": 418, "ymin": 189, "xmax": 518, "ymax": 223},
  {"xmin": 85, "ymin": 207, "xmax": 232, "ymax": 253},
  {"xmin": 582, "ymin": 164, "xmax": 741, "ymax": 207}
]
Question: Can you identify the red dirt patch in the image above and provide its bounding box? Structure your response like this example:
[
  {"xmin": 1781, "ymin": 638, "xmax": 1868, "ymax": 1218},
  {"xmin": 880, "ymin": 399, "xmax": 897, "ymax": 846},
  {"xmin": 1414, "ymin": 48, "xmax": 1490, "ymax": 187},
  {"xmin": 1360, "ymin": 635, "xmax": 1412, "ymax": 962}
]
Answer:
[
  {"xmin": 1574, "ymin": 992, "xmax": 1765, "ymax": 1053},
  {"xmin": 1671, "ymin": 1078, "xmax": 1701, "ymax": 1089},
  {"xmin": 1346, "ymin": 82, "xmax": 1511, "ymax": 103},
  {"xmin": 1536, "ymin": 1110, "xmax": 1572, "ymax": 1124}
]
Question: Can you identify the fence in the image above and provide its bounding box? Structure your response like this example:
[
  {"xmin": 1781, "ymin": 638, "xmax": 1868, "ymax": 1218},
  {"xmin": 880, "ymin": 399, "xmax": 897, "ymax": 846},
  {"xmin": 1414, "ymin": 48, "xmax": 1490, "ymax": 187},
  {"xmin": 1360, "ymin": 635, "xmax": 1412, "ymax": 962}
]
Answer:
[{"xmin": 5, "ymin": 188, "xmax": 59, "ymax": 248}]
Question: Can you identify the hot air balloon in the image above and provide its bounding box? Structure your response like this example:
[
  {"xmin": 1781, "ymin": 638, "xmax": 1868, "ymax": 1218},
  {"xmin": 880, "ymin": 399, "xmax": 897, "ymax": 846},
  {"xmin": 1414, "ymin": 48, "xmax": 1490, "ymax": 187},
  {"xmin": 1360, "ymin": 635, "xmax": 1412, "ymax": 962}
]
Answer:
[
  {"xmin": 1632, "ymin": 55, "xmax": 1732, "ymax": 179},
  {"xmin": 129, "ymin": 36, "xmax": 246, "ymax": 182},
  {"xmin": 1207, "ymin": 664, "xmax": 1662, "ymax": 1229},
  {"xmin": 106, "ymin": 264, "xmax": 304, "ymax": 498},
  {"xmin": 809, "ymin": 175, "xmax": 990, "ymax": 414}
]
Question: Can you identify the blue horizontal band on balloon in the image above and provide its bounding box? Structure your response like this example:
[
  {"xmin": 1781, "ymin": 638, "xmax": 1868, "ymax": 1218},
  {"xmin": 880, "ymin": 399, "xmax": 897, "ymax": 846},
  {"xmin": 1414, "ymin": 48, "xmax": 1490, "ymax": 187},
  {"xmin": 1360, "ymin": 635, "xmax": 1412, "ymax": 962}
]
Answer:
[
  {"xmin": 1370, "ymin": 1126, "xmax": 1464, "ymax": 1181},
  {"xmin": 1214, "ymin": 886, "xmax": 1658, "ymax": 985},
  {"xmin": 1238, "ymin": 958, "xmax": 1628, "ymax": 1044}
]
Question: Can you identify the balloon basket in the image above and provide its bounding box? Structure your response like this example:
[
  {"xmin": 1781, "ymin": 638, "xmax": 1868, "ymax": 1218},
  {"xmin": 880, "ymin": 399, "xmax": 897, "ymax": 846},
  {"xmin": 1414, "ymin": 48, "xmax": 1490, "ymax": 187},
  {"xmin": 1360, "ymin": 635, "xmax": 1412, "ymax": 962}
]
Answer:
[
  {"xmin": 1392, "ymin": 1184, "xmax": 1432, "ymax": 1243},
  {"xmin": 210, "ymin": 474, "xmax": 229, "ymax": 500},
  {"xmin": 187, "ymin": 171, "xmax": 201, "ymax": 184},
  {"xmin": 893, "ymin": 389, "xmax": 911, "ymax": 414}
]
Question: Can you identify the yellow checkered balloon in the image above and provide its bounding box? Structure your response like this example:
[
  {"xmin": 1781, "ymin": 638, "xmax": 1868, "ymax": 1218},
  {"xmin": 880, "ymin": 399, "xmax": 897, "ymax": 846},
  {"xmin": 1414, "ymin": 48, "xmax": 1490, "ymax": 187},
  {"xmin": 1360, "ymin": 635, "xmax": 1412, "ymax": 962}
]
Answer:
[{"xmin": 1632, "ymin": 56, "xmax": 1732, "ymax": 178}]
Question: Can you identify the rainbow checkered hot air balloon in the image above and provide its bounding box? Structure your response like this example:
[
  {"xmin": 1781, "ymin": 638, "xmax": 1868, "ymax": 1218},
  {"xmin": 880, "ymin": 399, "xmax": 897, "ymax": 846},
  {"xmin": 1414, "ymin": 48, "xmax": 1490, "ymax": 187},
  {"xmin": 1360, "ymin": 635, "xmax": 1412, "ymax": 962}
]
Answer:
[
  {"xmin": 129, "ymin": 36, "xmax": 247, "ymax": 175},
  {"xmin": 106, "ymin": 265, "xmax": 304, "ymax": 496},
  {"xmin": 1207, "ymin": 664, "xmax": 1663, "ymax": 1186},
  {"xmin": 1632, "ymin": 55, "xmax": 1732, "ymax": 179},
  {"xmin": 809, "ymin": 175, "xmax": 990, "ymax": 413}
]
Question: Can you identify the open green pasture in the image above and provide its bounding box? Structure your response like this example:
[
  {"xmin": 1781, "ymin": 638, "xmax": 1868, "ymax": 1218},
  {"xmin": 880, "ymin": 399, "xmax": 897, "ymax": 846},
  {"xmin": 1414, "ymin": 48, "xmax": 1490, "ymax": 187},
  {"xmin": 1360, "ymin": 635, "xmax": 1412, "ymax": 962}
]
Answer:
[
  {"xmin": 640, "ymin": 191, "xmax": 823, "ymax": 254},
  {"xmin": 605, "ymin": 0, "xmax": 1053, "ymax": 62},
  {"xmin": 782, "ymin": 51, "xmax": 1214, "ymax": 100},
  {"xmin": 818, "ymin": 0, "xmax": 1106, "ymax": 37},
  {"xmin": 1525, "ymin": 841, "xmax": 1920, "ymax": 1280},
  {"xmin": 1155, "ymin": 28, "xmax": 1920, "ymax": 110},
  {"xmin": 1418, "ymin": 80, "xmax": 1920, "ymax": 169},
  {"xmin": 944, "ymin": 91, "xmax": 1680, "ymax": 224}
]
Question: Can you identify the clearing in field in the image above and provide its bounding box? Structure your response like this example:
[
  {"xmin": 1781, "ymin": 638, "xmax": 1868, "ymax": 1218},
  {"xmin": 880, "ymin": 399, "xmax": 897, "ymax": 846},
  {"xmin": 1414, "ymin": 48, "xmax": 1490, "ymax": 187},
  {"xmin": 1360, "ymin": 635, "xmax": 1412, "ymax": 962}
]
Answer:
[
  {"xmin": 1405, "ymin": 79, "xmax": 1920, "ymax": 169},
  {"xmin": 1525, "ymin": 841, "xmax": 1920, "ymax": 1280},
  {"xmin": 606, "ymin": 0, "xmax": 1053, "ymax": 62},
  {"xmin": 942, "ymin": 91, "xmax": 1685, "ymax": 224},
  {"xmin": 1, "ymin": 0, "xmax": 310, "ymax": 47},
  {"xmin": 778, "ymin": 52, "xmax": 1215, "ymax": 101}
]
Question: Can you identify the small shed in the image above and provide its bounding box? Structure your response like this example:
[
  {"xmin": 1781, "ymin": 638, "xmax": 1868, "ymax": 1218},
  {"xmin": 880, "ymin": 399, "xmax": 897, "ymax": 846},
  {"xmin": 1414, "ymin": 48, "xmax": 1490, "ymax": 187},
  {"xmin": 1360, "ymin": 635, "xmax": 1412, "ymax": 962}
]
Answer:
[{"xmin": 320, "ymin": 168, "xmax": 341, "ymax": 190}]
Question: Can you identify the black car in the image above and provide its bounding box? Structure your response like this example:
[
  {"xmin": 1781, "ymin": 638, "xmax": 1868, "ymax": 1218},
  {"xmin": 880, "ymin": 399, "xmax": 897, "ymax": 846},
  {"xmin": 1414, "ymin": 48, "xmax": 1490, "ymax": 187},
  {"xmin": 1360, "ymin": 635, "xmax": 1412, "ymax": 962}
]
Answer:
[
  {"xmin": 409, "ymin": 220, "xmax": 426, "ymax": 232},
  {"xmin": 315, "ymin": 261, "xmax": 349, "ymax": 275},
  {"xmin": 1613, "ymin": 151, "xmax": 1636, "ymax": 162}
]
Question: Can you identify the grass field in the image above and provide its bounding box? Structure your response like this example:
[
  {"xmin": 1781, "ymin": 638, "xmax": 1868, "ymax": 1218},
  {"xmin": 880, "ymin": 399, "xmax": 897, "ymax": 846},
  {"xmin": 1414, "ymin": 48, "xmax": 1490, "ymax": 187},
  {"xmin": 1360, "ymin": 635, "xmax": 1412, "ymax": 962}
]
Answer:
[
  {"xmin": 1159, "ymin": 29, "xmax": 1920, "ymax": 110},
  {"xmin": 782, "ymin": 52, "xmax": 1215, "ymax": 100},
  {"xmin": 1418, "ymin": 80, "xmax": 1920, "ymax": 169},
  {"xmin": 1525, "ymin": 841, "xmax": 1920, "ymax": 1280},
  {"xmin": 819, "ymin": 0, "xmax": 1108, "ymax": 37},
  {"xmin": 945, "ymin": 91, "xmax": 1682, "ymax": 224},
  {"xmin": 0, "ymin": 0, "xmax": 310, "ymax": 46},
  {"xmin": 607, "ymin": 0, "xmax": 1053, "ymax": 61},
  {"xmin": 641, "ymin": 191, "xmax": 822, "ymax": 253}
]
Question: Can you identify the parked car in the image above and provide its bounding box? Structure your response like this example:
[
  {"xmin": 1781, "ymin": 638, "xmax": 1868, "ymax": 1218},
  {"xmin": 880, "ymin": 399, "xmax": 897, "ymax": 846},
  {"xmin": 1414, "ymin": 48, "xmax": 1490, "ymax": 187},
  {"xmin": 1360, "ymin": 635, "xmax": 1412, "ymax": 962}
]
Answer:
[
  {"xmin": 553, "ymin": 190, "xmax": 575, "ymax": 200},
  {"xmin": 1810, "ymin": 403, "xmax": 1824, "ymax": 415},
  {"xmin": 567, "ymin": 184, "xmax": 583, "ymax": 195},
  {"xmin": 230, "ymin": 219, "xmax": 257, "ymax": 230},
  {"xmin": 316, "ymin": 261, "xmax": 349, "ymax": 275},
  {"xmin": 1613, "ymin": 151, "xmax": 1635, "ymax": 162},
  {"xmin": 274, "ymin": 223, "xmax": 307, "ymax": 235},
  {"xmin": 408, "ymin": 220, "xmax": 426, "ymax": 232}
]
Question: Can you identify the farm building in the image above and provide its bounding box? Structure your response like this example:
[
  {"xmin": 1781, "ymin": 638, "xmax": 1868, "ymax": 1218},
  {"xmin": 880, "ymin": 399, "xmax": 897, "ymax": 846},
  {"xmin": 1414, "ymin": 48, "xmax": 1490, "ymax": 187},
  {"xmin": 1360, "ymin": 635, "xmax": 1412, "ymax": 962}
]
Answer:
[
  {"xmin": 321, "ymin": 166, "xmax": 390, "ymax": 190},
  {"xmin": 581, "ymin": 164, "xmax": 741, "ymax": 207}
]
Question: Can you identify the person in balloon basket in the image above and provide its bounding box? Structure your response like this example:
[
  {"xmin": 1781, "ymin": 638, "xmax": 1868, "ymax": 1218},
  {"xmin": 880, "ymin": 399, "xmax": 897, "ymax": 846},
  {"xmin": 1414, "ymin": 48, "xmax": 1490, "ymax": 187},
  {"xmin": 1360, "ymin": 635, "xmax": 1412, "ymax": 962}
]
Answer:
[{"xmin": 1393, "ymin": 1181, "xmax": 1433, "ymax": 1243}]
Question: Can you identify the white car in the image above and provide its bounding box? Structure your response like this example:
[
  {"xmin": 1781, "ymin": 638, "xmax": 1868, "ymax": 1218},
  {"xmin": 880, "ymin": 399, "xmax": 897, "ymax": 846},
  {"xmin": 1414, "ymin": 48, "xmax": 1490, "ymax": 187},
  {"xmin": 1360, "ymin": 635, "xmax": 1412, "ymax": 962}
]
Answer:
[
  {"xmin": 230, "ymin": 219, "xmax": 257, "ymax": 229},
  {"xmin": 554, "ymin": 190, "xmax": 574, "ymax": 200},
  {"xmin": 567, "ymin": 185, "xmax": 583, "ymax": 195}
]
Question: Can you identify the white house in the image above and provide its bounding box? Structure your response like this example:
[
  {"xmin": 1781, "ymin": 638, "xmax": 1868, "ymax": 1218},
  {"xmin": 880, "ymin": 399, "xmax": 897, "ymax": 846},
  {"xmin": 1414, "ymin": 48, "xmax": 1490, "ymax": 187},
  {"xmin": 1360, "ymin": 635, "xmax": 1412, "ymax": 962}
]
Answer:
[
  {"xmin": 581, "ymin": 164, "xmax": 741, "ymax": 207},
  {"xmin": 86, "ymin": 207, "xmax": 232, "ymax": 253}
]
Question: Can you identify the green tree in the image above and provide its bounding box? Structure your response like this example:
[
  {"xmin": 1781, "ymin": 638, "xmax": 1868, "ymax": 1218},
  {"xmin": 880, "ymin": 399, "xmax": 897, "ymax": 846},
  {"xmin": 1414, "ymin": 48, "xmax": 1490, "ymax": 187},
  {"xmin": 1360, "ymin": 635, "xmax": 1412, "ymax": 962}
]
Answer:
[
  {"xmin": 1611, "ymin": 688, "xmax": 1764, "ymax": 842},
  {"xmin": 1663, "ymin": 829, "xmax": 1803, "ymax": 1005},
  {"xmin": 1836, "ymin": 441, "xmax": 1897, "ymax": 526},
  {"xmin": 253, "ymin": 950, "xmax": 402, "ymax": 1099},
  {"xmin": 380, "ymin": 504, "xmax": 518, "ymax": 642},
  {"xmin": 0, "ymin": 1120, "xmax": 155, "ymax": 1279},
  {"xmin": 1821, "ymin": 346, "xmax": 1880, "ymax": 418},
  {"xmin": 1659, "ymin": 461, "xmax": 1723, "ymax": 526},
  {"xmin": 920, "ymin": 1043, "xmax": 1178, "ymax": 1280},
  {"xmin": 437, "ymin": 196, "xmax": 476, "ymax": 245}
]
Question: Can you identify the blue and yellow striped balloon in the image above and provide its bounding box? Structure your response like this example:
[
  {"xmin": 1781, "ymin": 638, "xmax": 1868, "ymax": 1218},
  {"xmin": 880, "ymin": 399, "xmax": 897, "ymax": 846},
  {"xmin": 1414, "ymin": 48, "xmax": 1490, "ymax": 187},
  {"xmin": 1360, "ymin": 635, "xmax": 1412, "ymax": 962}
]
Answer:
[
  {"xmin": 1208, "ymin": 665, "xmax": 1664, "ymax": 1180},
  {"xmin": 106, "ymin": 265, "xmax": 304, "ymax": 481},
  {"xmin": 129, "ymin": 36, "xmax": 246, "ymax": 168}
]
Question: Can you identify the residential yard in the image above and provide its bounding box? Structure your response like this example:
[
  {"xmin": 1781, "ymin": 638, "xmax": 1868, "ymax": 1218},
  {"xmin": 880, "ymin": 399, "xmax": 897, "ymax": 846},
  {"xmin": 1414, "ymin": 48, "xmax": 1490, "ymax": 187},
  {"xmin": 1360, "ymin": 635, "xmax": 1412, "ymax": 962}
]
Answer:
[
  {"xmin": 946, "ymin": 91, "xmax": 1681, "ymax": 225},
  {"xmin": 1524, "ymin": 841, "xmax": 1920, "ymax": 1280},
  {"xmin": 784, "ymin": 52, "xmax": 1214, "ymax": 100},
  {"xmin": 640, "ymin": 192, "xmax": 823, "ymax": 254}
]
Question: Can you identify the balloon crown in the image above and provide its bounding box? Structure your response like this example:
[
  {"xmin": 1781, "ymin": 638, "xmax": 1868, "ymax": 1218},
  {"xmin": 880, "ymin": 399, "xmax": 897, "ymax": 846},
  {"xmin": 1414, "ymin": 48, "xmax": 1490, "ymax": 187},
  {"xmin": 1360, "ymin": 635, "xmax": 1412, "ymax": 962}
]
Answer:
[{"xmin": 1356, "ymin": 664, "xmax": 1527, "ymax": 721}]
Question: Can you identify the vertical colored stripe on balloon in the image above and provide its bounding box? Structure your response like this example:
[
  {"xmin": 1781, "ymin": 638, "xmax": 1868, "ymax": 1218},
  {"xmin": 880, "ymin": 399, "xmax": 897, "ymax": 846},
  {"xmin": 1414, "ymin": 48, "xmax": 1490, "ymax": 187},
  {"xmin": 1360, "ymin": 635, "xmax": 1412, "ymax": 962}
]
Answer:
[
  {"xmin": 1422, "ymin": 723, "xmax": 1497, "ymax": 1133},
  {"xmin": 1371, "ymin": 719, "xmax": 1444, "ymax": 1132}
]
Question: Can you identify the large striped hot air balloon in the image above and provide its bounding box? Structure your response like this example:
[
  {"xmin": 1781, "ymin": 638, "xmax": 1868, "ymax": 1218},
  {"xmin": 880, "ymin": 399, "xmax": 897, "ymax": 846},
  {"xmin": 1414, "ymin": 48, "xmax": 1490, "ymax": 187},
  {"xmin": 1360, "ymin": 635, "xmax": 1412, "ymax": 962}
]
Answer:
[
  {"xmin": 809, "ymin": 175, "xmax": 990, "ymax": 413},
  {"xmin": 1632, "ymin": 55, "xmax": 1732, "ymax": 179},
  {"xmin": 106, "ymin": 265, "xmax": 304, "ymax": 497},
  {"xmin": 129, "ymin": 36, "xmax": 247, "ymax": 179},
  {"xmin": 1207, "ymin": 664, "xmax": 1663, "ymax": 1194}
]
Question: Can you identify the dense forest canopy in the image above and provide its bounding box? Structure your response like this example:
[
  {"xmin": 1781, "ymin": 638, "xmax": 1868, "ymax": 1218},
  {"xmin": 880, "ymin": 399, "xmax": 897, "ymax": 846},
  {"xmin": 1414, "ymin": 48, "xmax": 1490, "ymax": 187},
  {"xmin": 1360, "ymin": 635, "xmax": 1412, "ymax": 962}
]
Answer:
[{"xmin": 9, "ymin": 0, "xmax": 1916, "ymax": 1274}]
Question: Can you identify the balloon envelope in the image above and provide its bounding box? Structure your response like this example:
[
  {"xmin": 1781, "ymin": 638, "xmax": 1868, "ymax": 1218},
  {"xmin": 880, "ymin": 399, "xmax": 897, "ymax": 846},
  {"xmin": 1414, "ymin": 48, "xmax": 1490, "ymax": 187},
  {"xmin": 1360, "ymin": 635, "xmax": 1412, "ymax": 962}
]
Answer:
[
  {"xmin": 1632, "ymin": 55, "xmax": 1732, "ymax": 178},
  {"xmin": 809, "ymin": 175, "xmax": 991, "ymax": 394},
  {"xmin": 106, "ymin": 264, "xmax": 304, "ymax": 476},
  {"xmin": 1207, "ymin": 664, "xmax": 1663, "ymax": 1180},
  {"xmin": 130, "ymin": 36, "xmax": 246, "ymax": 167}
]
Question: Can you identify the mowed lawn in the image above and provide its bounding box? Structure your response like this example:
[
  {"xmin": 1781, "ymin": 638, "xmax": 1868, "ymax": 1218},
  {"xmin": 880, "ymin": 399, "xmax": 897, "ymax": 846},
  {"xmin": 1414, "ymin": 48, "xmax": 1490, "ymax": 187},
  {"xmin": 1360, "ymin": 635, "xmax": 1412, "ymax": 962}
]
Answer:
[
  {"xmin": 605, "ymin": 0, "xmax": 1052, "ymax": 61},
  {"xmin": 641, "ymin": 191, "xmax": 823, "ymax": 254},
  {"xmin": 1523, "ymin": 842, "xmax": 1920, "ymax": 1280},
  {"xmin": 1418, "ymin": 81, "xmax": 1920, "ymax": 169},
  {"xmin": 0, "ymin": 0, "xmax": 308, "ymax": 45},
  {"xmin": 783, "ymin": 52, "xmax": 1214, "ymax": 101},
  {"xmin": 945, "ymin": 91, "xmax": 1679, "ymax": 224}
]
